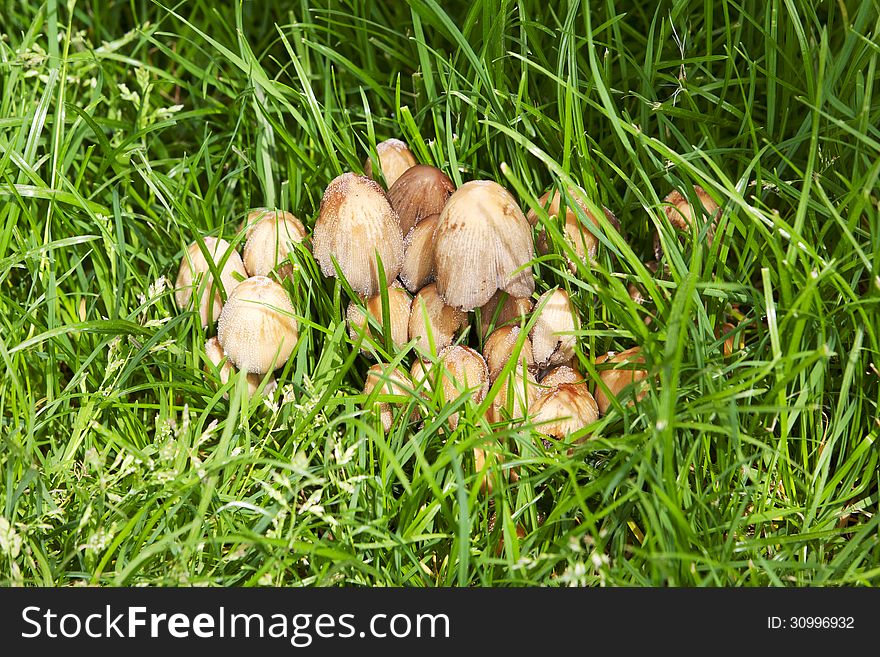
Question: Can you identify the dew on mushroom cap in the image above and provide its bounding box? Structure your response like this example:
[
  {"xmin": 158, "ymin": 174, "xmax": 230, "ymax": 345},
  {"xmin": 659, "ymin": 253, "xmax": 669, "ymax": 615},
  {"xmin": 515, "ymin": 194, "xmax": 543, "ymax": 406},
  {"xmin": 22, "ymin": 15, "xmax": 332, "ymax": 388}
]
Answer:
[
  {"xmin": 174, "ymin": 236, "xmax": 247, "ymax": 327},
  {"xmin": 205, "ymin": 336, "xmax": 275, "ymax": 398},
  {"xmin": 364, "ymin": 138, "xmax": 418, "ymax": 188},
  {"xmin": 242, "ymin": 210, "xmax": 307, "ymax": 280},
  {"xmin": 530, "ymin": 288, "xmax": 578, "ymax": 368},
  {"xmin": 313, "ymin": 173, "xmax": 404, "ymax": 297}
]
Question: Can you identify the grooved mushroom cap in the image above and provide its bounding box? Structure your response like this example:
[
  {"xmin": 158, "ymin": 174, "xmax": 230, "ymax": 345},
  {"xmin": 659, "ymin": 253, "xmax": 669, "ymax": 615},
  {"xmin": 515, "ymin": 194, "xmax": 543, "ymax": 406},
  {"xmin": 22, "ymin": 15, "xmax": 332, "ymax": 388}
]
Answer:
[
  {"xmin": 437, "ymin": 345, "xmax": 490, "ymax": 429},
  {"xmin": 526, "ymin": 187, "xmax": 617, "ymax": 273},
  {"xmin": 663, "ymin": 185, "xmax": 720, "ymax": 237},
  {"xmin": 205, "ymin": 337, "xmax": 275, "ymax": 397},
  {"xmin": 483, "ymin": 325, "xmax": 534, "ymax": 383},
  {"xmin": 388, "ymin": 165, "xmax": 456, "ymax": 236},
  {"xmin": 478, "ymin": 290, "xmax": 533, "ymax": 338},
  {"xmin": 487, "ymin": 363, "xmax": 540, "ymax": 424},
  {"xmin": 530, "ymin": 289, "xmax": 578, "ymax": 368},
  {"xmin": 216, "ymin": 276, "xmax": 298, "ymax": 374},
  {"xmin": 530, "ymin": 383, "xmax": 598, "ymax": 439},
  {"xmin": 363, "ymin": 363, "xmax": 411, "ymax": 432},
  {"xmin": 313, "ymin": 173, "xmax": 404, "ymax": 297},
  {"xmin": 347, "ymin": 285, "xmax": 412, "ymax": 352},
  {"xmin": 538, "ymin": 364, "xmax": 584, "ymax": 389},
  {"xmin": 364, "ymin": 138, "xmax": 418, "ymax": 188},
  {"xmin": 434, "ymin": 180, "xmax": 535, "ymax": 311},
  {"xmin": 594, "ymin": 346, "xmax": 648, "ymax": 415},
  {"xmin": 174, "ymin": 237, "xmax": 247, "ymax": 327},
  {"xmin": 242, "ymin": 210, "xmax": 307, "ymax": 280},
  {"xmin": 408, "ymin": 283, "xmax": 469, "ymax": 356},
  {"xmin": 400, "ymin": 214, "xmax": 438, "ymax": 293}
]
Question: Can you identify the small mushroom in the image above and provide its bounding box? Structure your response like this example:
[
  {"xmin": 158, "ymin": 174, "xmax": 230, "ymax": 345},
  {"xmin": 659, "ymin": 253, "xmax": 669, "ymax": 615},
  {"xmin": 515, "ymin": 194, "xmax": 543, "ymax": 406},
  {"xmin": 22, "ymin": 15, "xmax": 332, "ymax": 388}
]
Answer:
[
  {"xmin": 362, "ymin": 363, "xmax": 411, "ymax": 432},
  {"xmin": 436, "ymin": 345, "xmax": 490, "ymax": 429},
  {"xmin": 174, "ymin": 236, "xmax": 247, "ymax": 327},
  {"xmin": 388, "ymin": 165, "xmax": 455, "ymax": 236},
  {"xmin": 204, "ymin": 336, "xmax": 275, "ymax": 398},
  {"xmin": 538, "ymin": 363, "xmax": 584, "ymax": 389},
  {"xmin": 242, "ymin": 210, "xmax": 307, "ymax": 280},
  {"xmin": 530, "ymin": 382, "xmax": 598, "ymax": 441},
  {"xmin": 478, "ymin": 290, "xmax": 533, "ymax": 338},
  {"xmin": 526, "ymin": 186, "xmax": 618, "ymax": 273},
  {"xmin": 364, "ymin": 138, "xmax": 418, "ymax": 188},
  {"xmin": 313, "ymin": 173, "xmax": 404, "ymax": 297},
  {"xmin": 594, "ymin": 346, "xmax": 648, "ymax": 415},
  {"xmin": 530, "ymin": 288, "xmax": 578, "ymax": 368},
  {"xmin": 487, "ymin": 362, "xmax": 540, "ymax": 424},
  {"xmin": 347, "ymin": 284, "xmax": 412, "ymax": 352},
  {"xmin": 408, "ymin": 283, "xmax": 469, "ymax": 356},
  {"xmin": 434, "ymin": 180, "xmax": 535, "ymax": 311},
  {"xmin": 717, "ymin": 321, "xmax": 743, "ymax": 357},
  {"xmin": 655, "ymin": 185, "xmax": 720, "ymax": 259},
  {"xmin": 216, "ymin": 276, "xmax": 299, "ymax": 374},
  {"xmin": 482, "ymin": 325, "xmax": 534, "ymax": 382},
  {"xmin": 400, "ymin": 214, "xmax": 439, "ymax": 293}
]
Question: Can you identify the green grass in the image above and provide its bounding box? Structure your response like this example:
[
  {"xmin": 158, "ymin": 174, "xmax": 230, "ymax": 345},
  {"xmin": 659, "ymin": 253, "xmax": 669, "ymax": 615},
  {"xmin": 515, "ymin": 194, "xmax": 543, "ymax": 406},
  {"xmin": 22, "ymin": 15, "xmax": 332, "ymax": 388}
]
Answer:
[{"xmin": 0, "ymin": 0, "xmax": 878, "ymax": 586}]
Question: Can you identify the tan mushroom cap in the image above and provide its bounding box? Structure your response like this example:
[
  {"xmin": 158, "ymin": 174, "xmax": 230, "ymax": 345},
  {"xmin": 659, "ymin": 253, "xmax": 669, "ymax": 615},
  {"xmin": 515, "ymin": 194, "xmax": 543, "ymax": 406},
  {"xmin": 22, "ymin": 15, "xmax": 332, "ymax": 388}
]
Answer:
[
  {"xmin": 400, "ymin": 214, "xmax": 438, "ymax": 293},
  {"xmin": 242, "ymin": 210, "xmax": 307, "ymax": 280},
  {"xmin": 216, "ymin": 276, "xmax": 298, "ymax": 375},
  {"xmin": 408, "ymin": 283, "xmax": 469, "ymax": 356},
  {"xmin": 436, "ymin": 345, "xmax": 490, "ymax": 429},
  {"xmin": 434, "ymin": 180, "xmax": 535, "ymax": 311},
  {"xmin": 313, "ymin": 173, "xmax": 404, "ymax": 297},
  {"xmin": 388, "ymin": 165, "xmax": 455, "ymax": 236},
  {"xmin": 530, "ymin": 288, "xmax": 578, "ymax": 368},
  {"xmin": 347, "ymin": 285, "xmax": 412, "ymax": 352},
  {"xmin": 538, "ymin": 364, "xmax": 584, "ymax": 389},
  {"xmin": 478, "ymin": 290, "xmax": 533, "ymax": 338},
  {"xmin": 663, "ymin": 185, "xmax": 720, "ymax": 240},
  {"xmin": 205, "ymin": 336, "xmax": 275, "ymax": 398},
  {"xmin": 594, "ymin": 346, "xmax": 648, "ymax": 415},
  {"xmin": 364, "ymin": 138, "xmax": 418, "ymax": 188},
  {"xmin": 363, "ymin": 363, "xmax": 411, "ymax": 432},
  {"xmin": 487, "ymin": 362, "xmax": 540, "ymax": 424},
  {"xmin": 530, "ymin": 382, "xmax": 598, "ymax": 440},
  {"xmin": 483, "ymin": 325, "xmax": 535, "ymax": 382},
  {"xmin": 174, "ymin": 236, "xmax": 247, "ymax": 327}
]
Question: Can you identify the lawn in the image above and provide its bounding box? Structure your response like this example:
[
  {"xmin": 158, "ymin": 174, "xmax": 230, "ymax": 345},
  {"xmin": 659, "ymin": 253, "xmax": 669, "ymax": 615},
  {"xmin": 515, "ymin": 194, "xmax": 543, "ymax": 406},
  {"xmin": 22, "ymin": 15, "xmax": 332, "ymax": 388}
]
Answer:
[{"xmin": 0, "ymin": 0, "xmax": 878, "ymax": 586}]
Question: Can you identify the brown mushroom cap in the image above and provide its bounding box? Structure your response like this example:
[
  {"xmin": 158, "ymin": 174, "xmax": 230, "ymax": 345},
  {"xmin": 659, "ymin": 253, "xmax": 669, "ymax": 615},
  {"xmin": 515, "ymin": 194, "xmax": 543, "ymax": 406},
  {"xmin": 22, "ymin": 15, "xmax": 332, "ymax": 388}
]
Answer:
[
  {"xmin": 408, "ymin": 283, "xmax": 469, "ymax": 356},
  {"xmin": 313, "ymin": 173, "xmax": 404, "ymax": 297},
  {"xmin": 538, "ymin": 364, "xmax": 584, "ymax": 389},
  {"xmin": 478, "ymin": 290, "xmax": 533, "ymax": 338},
  {"xmin": 347, "ymin": 285, "xmax": 412, "ymax": 352},
  {"xmin": 362, "ymin": 363, "xmax": 411, "ymax": 432},
  {"xmin": 483, "ymin": 325, "xmax": 535, "ymax": 382},
  {"xmin": 388, "ymin": 165, "xmax": 455, "ymax": 236},
  {"xmin": 663, "ymin": 185, "xmax": 720, "ymax": 232},
  {"xmin": 594, "ymin": 346, "xmax": 648, "ymax": 415},
  {"xmin": 364, "ymin": 138, "xmax": 418, "ymax": 188},
  {"xmin": 205, "ymin": 336, "xmax": 275, "ymax": 398},
  {"xmin": 434, "ymin": 180, "xmax": 535, "ymax": 311},
  {"xmin": 530, "ymin": 288, "xmax": 578, "ymax": 368},
  {"xmin": 400, "ymin": 214, "xmax": 438, "ymax": 293},
  {"xmin": 242, "ymin": 210, "xmax": 307, "ymax": 280},
  {"xmin": 216, "ymin": 276, "xmax": 299, "ymax": 374},
  {"xmin": 530, "ymin": 382, "xmax": 598, "ymax": 440},
  {"xmin": 174, "ymin": 237, "xmax": 247, "ymax": 327},
  {"xmin": 436, "ymin": 345, "xmax": 490, "ymax": 429}
]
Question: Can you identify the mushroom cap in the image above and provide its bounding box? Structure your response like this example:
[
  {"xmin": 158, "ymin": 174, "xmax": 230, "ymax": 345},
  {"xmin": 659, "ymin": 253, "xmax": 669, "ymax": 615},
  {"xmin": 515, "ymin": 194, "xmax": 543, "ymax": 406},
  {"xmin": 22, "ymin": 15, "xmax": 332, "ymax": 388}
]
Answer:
[
  {"xmin": 530, "ymin": 288, "xmax": 578, "ymax": 368},
  {"xmin": 174, "ymin": 236, "xmax": 247, "ymax": 327},
  {"xmin": 478, "ymin": 290, "xmax": 533, "ymax": 338},
  {"xmin": 663, "ymin": 185, "xmax": 720, "ymax": 233},
  {"xmin": 364, "ymin": 138, "xmax": 418, "ymax": 188},
  {"xmin": 594, "ymin": 346, "xmax": 648, "ymax": 415},
  {"xmin": 400, "ymin": 214, "xmax": 438, "ymax": 293},
  {"xmin": 388, "ymin": 165, "xmax": 456, "ymax": 236},
  {"xmin": 347, "ymin": 285, "xmax": 412, "ymax": 352},
  {"xmin": 313, "ymin": 173, "xmax": 404, "ymax": 297},
  {"xmin": 363, "ymin": 363, "xmax": 411, "ymax": 432},
  {"xmin": 483, "ymin": 325, "xmax": 535, "ymax": 382},
  {"xmin": 487, "ymin": 363, "xmax": 540, "ymax": 424},
  {"xmin": 437, "ymin": 345, "xmax": 490, "ymax": 429},
  {"xmin": 408, "ymin": 283, "xmax": 469, "ymax": 356},
  {"xmin": 538, "ymin": 364, "xmax": 584, "ymax": 389},
  {"xmin": 434, "ymin": 180, "xmax": 535, "ymax": 311},
  {"xmin": 205, "ymin": 337, "xmax": 275, "ymax": 398},
  {"xmin": 530, "ymin": 382, "xmax": 598, "ymax": 439},
  {"xmin": 242, "ymin": 210, "xmax": 307, "ymax": 279},
  {"xmin": 216, "ymin": 276, "xmax": 299, "ymax": 374}
]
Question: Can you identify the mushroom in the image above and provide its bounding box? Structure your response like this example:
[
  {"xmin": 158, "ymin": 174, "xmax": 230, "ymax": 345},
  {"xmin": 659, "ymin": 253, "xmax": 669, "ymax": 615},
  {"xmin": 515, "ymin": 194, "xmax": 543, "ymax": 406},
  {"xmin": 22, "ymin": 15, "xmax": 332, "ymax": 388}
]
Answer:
[
  {"xmin": 478, "ymin": 290, "xmax": 533, "ymax": 338},
  {"xmin": 399, "ymin": 214, "xmax": 438, "ymax": 293},
  {"xmin": 538, "ymin": 363, "xmax": 584, "ymax": 389},
  {"xmin": 387, "ymin": 165, "xmax": 455, "ymax": 236},
  {"xmin": 347, "ymin": 284, "xmax": 412, "ymax": 352},
  {"xmin": 436, "ymin": 345, "xmax": 490, "ymax": 430},
  {"xmin": 204, "ymin": 336, "xmax": 275, "ymax": 398},
  {"xmin": 313, "ymin": 173, "xmax": 404, "ymax": 297},
  {"xmin": 530, "ymin": 288, "xmax": 578, "ymax": 368},
  {"xmin": 362, "ymin": 363, "xmax": 411, "ymax": 432},
  {"xmin": 594, "ymin": 346, "xmax": 648, "ymax": 415},
  {"xmin": 408, "ymin": 283, "xmax": 469, "ymax": 356},
  {"xmin": 433, "ymin": 180, "xmax": 535, "ymax": 311},
  {"xmin": 364, "ymin": 138, "xmax": 418, "ymax": 188},
  {"xmin": 242, "ymin": 210, "xmax": 307, "ymax": 280},
  {"xmin": 526, "ymin": 186, "xmax": 618, "ymax": 273},
  {"xmin": 487, "ymin": 363, "xmax": 539, "ymax": 424},
  {"xmin": 530, "ymin": 383, "xmax": 598, "ymax": 442},
  {"xmin": 717, "ymin": 321, "xmax": 743, "ymax": 357},
  {"xmin": 216, "ymin": 276, "xmax": 298, "ymax": 374},
  {"xmin": 482, "ymin": 325, "xmax": 534, "ymax": 382},
  {"xmin": 174, "ymin": 236, "xmax": 247, "ymax": 327},
  {"xmin": 655, "ymin": 185, "xmax": 720, "ymax": 259}
]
